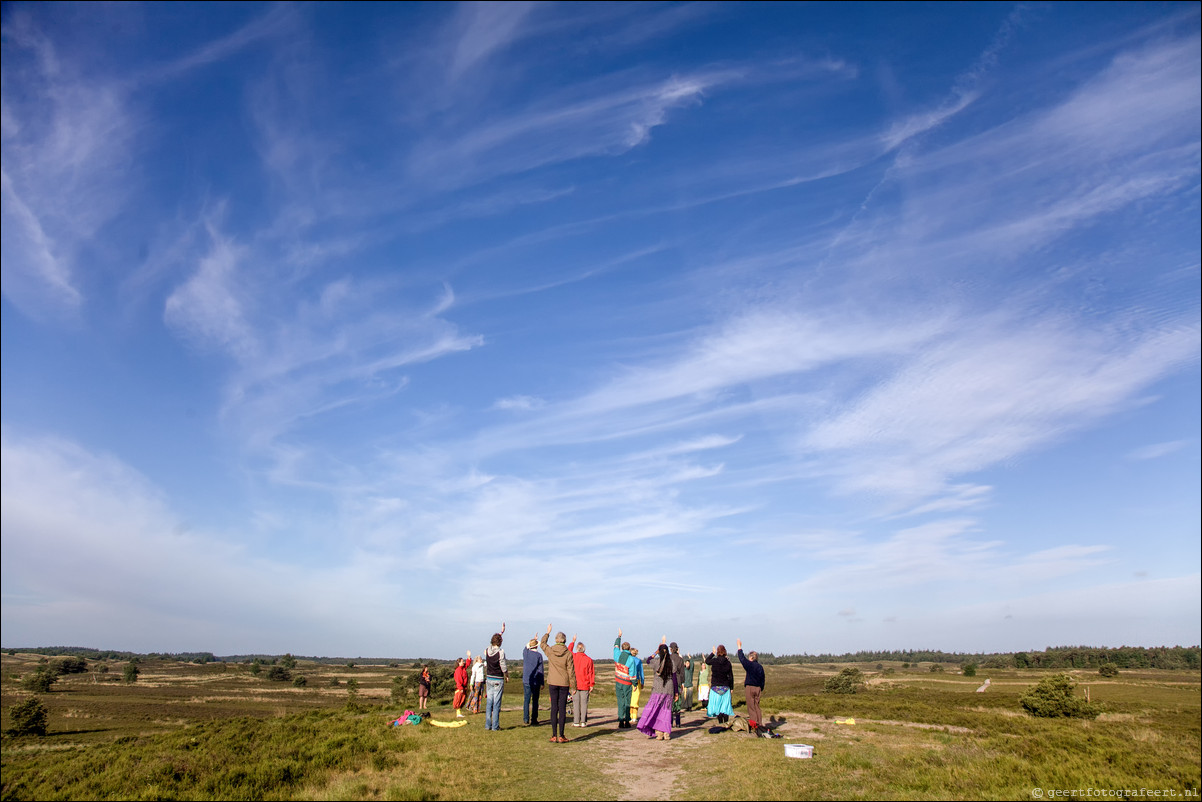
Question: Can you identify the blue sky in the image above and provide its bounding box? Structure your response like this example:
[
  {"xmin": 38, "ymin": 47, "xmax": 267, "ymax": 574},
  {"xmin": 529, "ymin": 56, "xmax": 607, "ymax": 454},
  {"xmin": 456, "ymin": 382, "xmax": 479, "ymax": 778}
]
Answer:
[{"xmin": 2, "ymin": 2, "xmax": 1199, "ymax": 659}]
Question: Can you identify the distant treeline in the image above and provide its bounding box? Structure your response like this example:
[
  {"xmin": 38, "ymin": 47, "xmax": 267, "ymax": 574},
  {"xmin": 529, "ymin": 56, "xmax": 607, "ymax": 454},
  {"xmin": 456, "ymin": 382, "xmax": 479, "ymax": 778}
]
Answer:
[
  {"xmin": 3, "ymin": 646, "xmax": 221, "ymax": 663},
  {"xmin": 753, "ymin": 645, "xmax": 1201, "ymax": 670},
  {"xmin": 1, "ymin": 647, "xmax": 412, "ymax": 667},
  {"xmin": 7, "ymin": 644, "xmax": 1199, "ymax": 670}
]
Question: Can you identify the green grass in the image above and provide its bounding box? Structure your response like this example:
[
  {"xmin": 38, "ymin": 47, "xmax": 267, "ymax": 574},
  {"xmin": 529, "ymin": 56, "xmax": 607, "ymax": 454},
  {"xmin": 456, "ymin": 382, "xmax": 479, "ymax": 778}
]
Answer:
[{"xmin": 3, "ymin": 655, "xmax": 1198, "ymax": 800}]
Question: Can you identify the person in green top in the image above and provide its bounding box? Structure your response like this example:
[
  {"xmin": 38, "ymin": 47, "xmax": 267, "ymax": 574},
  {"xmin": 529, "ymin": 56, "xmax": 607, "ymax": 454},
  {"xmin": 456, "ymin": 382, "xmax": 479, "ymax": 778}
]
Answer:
[
  {"xmin": 678, "ymin": 648, "xmax": 696, "ymax": 711},
  {"xmin": 613, "ymin": 628, "xmax": 636, "ymax": 729}
]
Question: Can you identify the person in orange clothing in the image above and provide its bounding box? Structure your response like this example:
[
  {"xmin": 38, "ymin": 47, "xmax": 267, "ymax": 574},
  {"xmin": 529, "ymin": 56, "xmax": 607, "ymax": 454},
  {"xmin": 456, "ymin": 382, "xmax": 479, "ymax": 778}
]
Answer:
[{"xmin": 453, "ymin": 651, "xmax": 471, "ymax": 718}]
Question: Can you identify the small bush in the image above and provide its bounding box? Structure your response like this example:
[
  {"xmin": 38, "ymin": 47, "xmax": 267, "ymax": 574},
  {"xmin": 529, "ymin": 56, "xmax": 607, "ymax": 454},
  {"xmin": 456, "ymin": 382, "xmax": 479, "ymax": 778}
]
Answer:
[
  {"xmin": 22, "ymin": 669, "xmax": 57, "ymax": 693},
  {"xmin": 329, "ymin": 678, "xmax": 341, "ymax": 687},
  {"xmin": 962, "ymin": 663, "xmax": 978, "ymax": 677},
  {"xmin": 123, "ymin": 662, "xmax": 140, "ymax": 683},
  {"xmin": 1020, "ymin": 673, "xmax": 1100, "ymax": 719},
  {"xmin": 7, "ymin": 697, "xmax": 48, "ymax": 736},
  {"xmin": 824, "ymin": 667, "xmax": 865, "ymax": 694},
  {"xmin": 50, "ymin": 656, "xmax": 88, "ymax": 675},
  {"xmin": 266, "ymin": 666, "xmax": 292, "ymax": 682},
  {"xmin": 293, "ymin": 675, "xmax": 308, "ymax": 687},
  {"xmin": 1098, "ymin": 663, "xmax": 1119, "ymax": 677},
  {"xmin": 929, "ymin": 664, "xmax": 944, "ymax": 673}
]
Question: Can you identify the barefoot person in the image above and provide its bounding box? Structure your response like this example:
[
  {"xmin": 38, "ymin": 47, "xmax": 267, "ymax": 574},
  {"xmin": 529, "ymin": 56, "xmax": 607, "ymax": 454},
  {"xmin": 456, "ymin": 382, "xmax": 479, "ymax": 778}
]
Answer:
[
  {"xmin": 540, "ymin": 624, "xmax": 577, "ymax": 743},
  {"xmin": 705, "ymin": 644, "xmax": 735, "ymax": 724},
  {"xmin": 637, "ymin": 639, "xmax": 679, "ymax": 741},
  {"xmin": 736, "ymin": 638, "xmax": 765, "ymax": 732},
  {"xmin": 453, "ymin": 652, "xmax": 471, "ymax": 718}
]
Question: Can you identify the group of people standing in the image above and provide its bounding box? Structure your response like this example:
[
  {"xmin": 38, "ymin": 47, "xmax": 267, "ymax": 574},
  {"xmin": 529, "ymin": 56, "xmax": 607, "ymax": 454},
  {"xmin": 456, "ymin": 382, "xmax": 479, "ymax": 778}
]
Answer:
[
  {"xmin": 453, "ymin": 623, "xmax": 597, "ymax": 743},
  {"xmin": 448, "ymin": 623, "xmax": 765, "ymax": 742},
  {"xmin": 613, "ymin": 630, "xmax": 766, "ymax": 740}
]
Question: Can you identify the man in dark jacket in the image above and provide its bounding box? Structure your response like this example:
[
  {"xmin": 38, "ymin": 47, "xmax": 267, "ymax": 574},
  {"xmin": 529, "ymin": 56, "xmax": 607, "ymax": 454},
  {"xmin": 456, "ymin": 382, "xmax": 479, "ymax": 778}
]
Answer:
[
  {"xmin": 522, "ymin": 637, "xmax": 544, "ymax": 725},
  {"xmin": 736, "ymin": 638, "xmax": 765, "ymax": 731}
]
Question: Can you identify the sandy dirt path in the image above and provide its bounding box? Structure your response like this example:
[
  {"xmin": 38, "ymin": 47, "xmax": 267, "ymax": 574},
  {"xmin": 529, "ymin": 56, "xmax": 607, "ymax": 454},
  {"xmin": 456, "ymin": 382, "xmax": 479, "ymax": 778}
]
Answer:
[{"xmin": 573, "ymin": 708, "xmax": 748, "ymax": 800}]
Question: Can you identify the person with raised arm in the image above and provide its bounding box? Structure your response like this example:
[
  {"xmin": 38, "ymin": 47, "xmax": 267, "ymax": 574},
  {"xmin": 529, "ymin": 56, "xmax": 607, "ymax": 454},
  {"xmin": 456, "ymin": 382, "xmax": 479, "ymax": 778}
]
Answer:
[
  {"xmin": 567, "ymin": 635, "xmax": 595, "ymax": 727},
  {"xmin": 637, "ymin": 637, "xmax": 680, "ymax": 740},
  {"xmin": 612, "ymin": 628, "xmax": 635, "ymax": 729},
  {"xmin": 484, "ymin": 622, "xmax": 508, "ymax": 731},
  {"xmin": 540, "ymin": 623, "xmax": 577, "ymax": 743},
  {"xmin": 705, "ymin": 644, "xmax": 735, "ymax": 725},
  {"xmin": 736, "ymin": 638, "xmax": 766, "ymax": 733},
  {"xmin": 467, "ymin": 654, "xmax": 485, "ymax": 713},
  {"xmin": 522, "ymin": 636, "xmax": 544, "ymax": 726}
]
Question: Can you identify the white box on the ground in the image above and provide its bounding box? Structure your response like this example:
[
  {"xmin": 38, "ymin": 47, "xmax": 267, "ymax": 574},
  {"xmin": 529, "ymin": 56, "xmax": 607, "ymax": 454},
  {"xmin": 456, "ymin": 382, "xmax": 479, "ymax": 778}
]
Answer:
[{"xmin": 784, "ymin": 743, "xmax": 813, "ymax": 759}]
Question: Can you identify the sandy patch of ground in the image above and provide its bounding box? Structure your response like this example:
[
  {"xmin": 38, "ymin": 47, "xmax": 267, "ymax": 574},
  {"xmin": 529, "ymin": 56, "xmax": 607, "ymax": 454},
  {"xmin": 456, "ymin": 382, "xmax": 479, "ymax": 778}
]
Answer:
[
  {"xmin": 575, "ymin": 709, "xmax": 717, "ymax": 800},
  {"xmin": 773, "ymin": 710, "xmax": 974, "ymax": 734}
]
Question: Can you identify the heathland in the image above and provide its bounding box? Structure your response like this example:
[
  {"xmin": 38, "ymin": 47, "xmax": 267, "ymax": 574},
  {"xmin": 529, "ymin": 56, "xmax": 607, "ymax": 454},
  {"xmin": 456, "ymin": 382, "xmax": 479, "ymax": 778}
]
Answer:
[{"xmin": 2, "ymin": 650, "xmax": 1198, "ymax": 800}]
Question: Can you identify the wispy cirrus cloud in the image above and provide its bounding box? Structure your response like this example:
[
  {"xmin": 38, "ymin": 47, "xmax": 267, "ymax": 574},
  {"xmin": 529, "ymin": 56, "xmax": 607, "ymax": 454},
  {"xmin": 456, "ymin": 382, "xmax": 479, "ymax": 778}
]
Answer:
[
  {"xmin": 445, "ymin": 1, "xmax": 539, "ymax": 83},
  {"xmin": 164, "ymin": 222, "xmax": 483, "ymax": 457},
  {"xmin": 805, "ymin": 313, "xmax": 1200, "ymax": 500},
  {"xmin": 1127, "ymin": 440, "xmax": 1191, "ymax": 461},
  {"xmin": 408, "ymin": 71, "xmax": 729, "ymax": 189},
  {"xmin": 1, "ymin": 14, "xmax": 135, "ymax": 318}
]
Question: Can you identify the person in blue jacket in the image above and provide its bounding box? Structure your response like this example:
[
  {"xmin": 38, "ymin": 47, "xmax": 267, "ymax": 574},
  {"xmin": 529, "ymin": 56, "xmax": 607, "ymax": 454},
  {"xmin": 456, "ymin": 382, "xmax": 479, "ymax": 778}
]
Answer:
[
  {"xmin": 522, "ymin": 637, "xmax": 545, "ymax": 725},
  {"xmin": 736, "ymin": 638, "xmax": 765, "ymax": 731}
]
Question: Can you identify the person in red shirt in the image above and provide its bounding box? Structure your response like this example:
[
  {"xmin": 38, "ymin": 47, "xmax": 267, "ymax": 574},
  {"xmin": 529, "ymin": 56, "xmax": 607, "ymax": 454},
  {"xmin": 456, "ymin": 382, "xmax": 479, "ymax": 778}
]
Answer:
[
  {"xmin": 568, "ymin": 636, "xmax": 595, "ymax": 727},
  {"xmin": 453, "ymin": 651, "xmax": 471, "ymax": 718}
]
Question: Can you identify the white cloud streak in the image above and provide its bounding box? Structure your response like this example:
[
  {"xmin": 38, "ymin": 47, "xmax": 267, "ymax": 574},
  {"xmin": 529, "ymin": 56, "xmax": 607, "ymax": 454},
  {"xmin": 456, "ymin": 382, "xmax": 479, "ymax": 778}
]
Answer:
[
  {"xmin": 1, "ymin": 14, "xmax": 135, "ymax": 318},
  {"xmin": 408, "ymin": 71, "xmax": 728, "ymax": 189}
]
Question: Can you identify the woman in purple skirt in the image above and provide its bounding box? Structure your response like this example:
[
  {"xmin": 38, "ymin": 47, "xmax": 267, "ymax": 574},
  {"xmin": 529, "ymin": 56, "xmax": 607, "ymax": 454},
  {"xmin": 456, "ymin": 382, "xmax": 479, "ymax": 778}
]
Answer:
[{"xmin": 636, "ymin": 642, "xmax": 679, "ymax": 741}]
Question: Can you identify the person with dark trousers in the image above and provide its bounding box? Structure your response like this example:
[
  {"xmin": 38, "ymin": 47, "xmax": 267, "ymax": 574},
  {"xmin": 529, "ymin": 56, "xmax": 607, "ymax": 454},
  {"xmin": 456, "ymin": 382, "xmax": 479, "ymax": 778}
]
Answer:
[
  {"xmin": 522, "ymin": 637, "xmax": 544, "ymax": 726},
  {"xmin": 613, "ymin": 628, "xmax": 636, "ymax": 728},
  {"xmin": 540, "ymin": 624, "xmax": 577, "ymax": 743}
]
